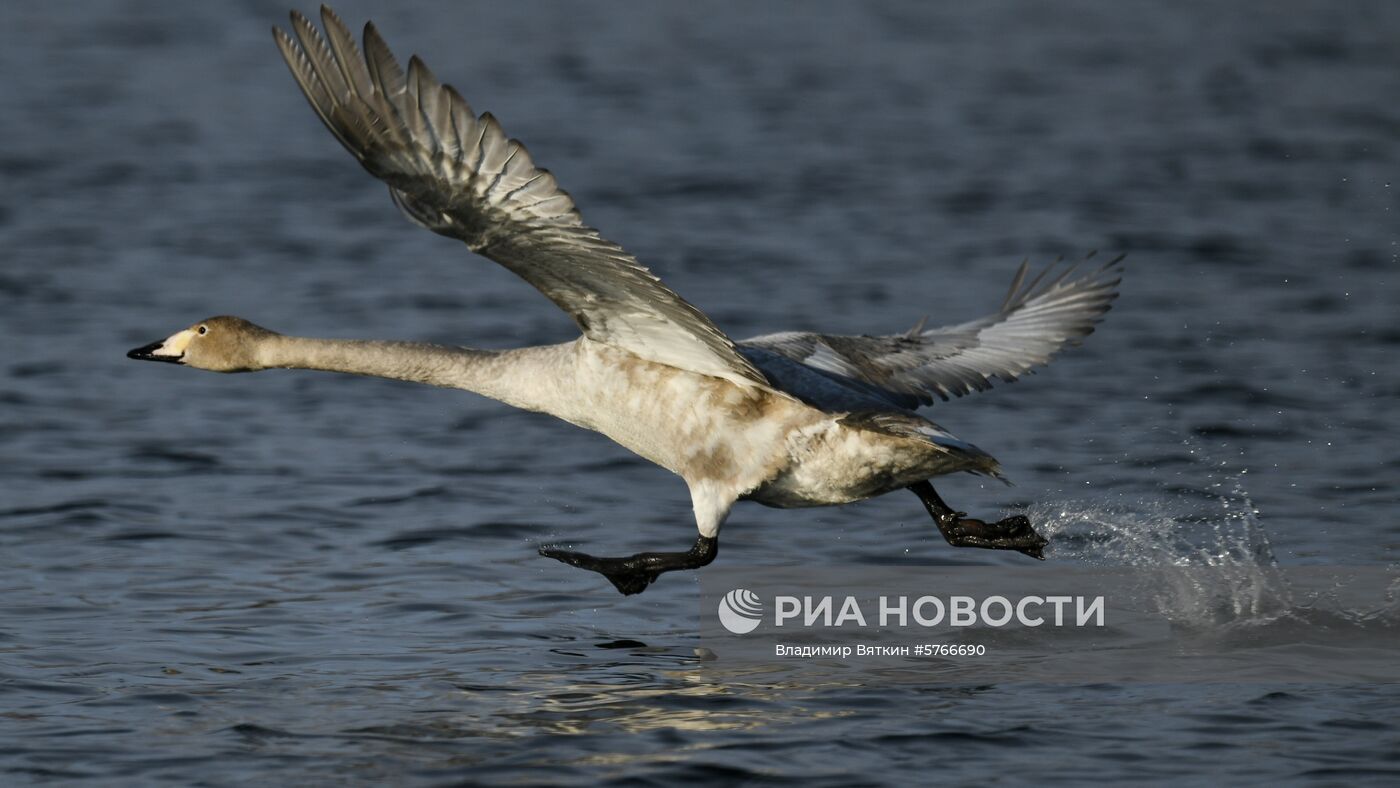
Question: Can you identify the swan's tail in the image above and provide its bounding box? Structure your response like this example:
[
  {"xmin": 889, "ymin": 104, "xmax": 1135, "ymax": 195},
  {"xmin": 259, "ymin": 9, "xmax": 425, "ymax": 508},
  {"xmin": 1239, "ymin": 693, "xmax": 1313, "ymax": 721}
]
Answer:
[{"xmin": 839, "ymin": 411, "xmax": 1010, "ymax": 484}]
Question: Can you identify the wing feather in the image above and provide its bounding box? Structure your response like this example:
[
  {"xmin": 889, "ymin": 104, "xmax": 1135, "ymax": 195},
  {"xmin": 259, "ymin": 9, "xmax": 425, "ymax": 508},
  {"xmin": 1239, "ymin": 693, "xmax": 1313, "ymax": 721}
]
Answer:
[
  {"xmin": 743, "ymin": 256, "xmax": 1123, "ymax": 409},
  {"xmin": 274, "ymin": 7, "xmax": 766, "ymax": 387}
]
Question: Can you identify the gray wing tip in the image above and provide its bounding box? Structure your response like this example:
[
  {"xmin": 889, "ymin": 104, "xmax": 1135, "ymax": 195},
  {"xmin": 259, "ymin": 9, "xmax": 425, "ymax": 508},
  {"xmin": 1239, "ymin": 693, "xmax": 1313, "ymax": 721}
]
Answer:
[
  {"xmin": 1007, "ymin": 250, "xmax": 1125, "ymax": 307},
  {"xmin": 1090, "ymin": 252, "xmax": 1127, "ymax": 290},
  {"xmin": 363, "ymin": 19, "xmax": 381, "ymax": 38}
]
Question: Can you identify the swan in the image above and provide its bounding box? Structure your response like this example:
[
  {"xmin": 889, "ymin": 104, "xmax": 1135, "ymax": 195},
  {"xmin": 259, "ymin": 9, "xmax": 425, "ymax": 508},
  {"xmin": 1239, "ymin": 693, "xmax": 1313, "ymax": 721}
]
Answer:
[{"xmin": 128, "ymin": 6, "xmax": 1122, "ymax": 595}]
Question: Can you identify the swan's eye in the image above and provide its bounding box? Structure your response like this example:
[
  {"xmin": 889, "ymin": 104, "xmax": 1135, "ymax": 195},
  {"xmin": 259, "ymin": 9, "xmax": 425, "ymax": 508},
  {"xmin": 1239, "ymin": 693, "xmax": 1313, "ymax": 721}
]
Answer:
[{"xmin": 197, "ymin": 325, "xmax": 208, "ymax": 335}]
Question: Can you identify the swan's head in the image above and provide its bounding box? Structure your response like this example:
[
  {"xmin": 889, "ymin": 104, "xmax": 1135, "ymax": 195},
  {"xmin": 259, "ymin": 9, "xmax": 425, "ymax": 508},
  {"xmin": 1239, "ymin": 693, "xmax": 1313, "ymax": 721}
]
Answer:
[{"xmin": 127, "ymin": 316, "xmax": 278, "ymax": 373}]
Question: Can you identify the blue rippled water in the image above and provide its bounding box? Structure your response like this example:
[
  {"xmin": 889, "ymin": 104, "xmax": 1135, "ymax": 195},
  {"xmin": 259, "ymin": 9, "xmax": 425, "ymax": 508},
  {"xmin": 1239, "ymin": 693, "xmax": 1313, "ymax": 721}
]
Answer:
[{"xmin": 2, "ymin": 1, "xmax": 1398, "ymax": 784}]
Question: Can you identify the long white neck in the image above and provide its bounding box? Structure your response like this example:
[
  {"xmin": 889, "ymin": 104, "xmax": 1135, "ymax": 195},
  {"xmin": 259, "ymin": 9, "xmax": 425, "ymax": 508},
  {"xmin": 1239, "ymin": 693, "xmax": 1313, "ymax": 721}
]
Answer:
[{"xmin": 256, "ymin": 335, "xmax": 576, "ymax": 415}]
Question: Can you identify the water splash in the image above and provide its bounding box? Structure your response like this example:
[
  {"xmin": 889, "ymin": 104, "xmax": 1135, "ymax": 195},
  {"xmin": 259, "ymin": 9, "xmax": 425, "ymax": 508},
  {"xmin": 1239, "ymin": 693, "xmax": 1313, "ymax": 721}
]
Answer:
[
  {"xmin": 1019, "ymin": 439, "xmax": 1400, "ymax": 644},
  {"xmin": 1021, "ymin": 438, "xmax": 1295, "ymax": 630}
]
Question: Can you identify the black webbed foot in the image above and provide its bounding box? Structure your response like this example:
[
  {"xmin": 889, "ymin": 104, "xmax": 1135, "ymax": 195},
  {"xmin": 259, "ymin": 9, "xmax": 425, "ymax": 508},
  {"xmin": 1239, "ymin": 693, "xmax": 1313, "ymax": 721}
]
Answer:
[
  {"xmin": 537, "ymin": 546, "xmax": 661, "ymax": 595},
  {"xmin": 908, "ymin": 481, "xmax": 1049, "ymax": 560},
  {"xmin": 938, "ymin": 514, "xmax": 1048, "ymax": 560},
  {"xmin": 538, "ymin": 536, "xmax": 718, "ymax": 595}
]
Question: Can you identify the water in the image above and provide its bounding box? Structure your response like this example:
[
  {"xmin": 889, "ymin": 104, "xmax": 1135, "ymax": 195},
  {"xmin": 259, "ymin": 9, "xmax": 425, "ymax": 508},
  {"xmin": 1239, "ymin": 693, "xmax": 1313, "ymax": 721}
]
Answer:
[{"xmin": 2, "ymin": 0, "xmax": 1398, "ymax": 783}]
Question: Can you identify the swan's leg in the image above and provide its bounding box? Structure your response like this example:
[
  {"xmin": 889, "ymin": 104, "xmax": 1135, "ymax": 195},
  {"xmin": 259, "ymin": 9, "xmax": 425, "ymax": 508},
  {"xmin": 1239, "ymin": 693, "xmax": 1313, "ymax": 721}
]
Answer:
[
  {"xmin": 908, "ymin": 480, "xmax": 1047, "ymax": 560},
  {"xmin": 537, "ymin": 482, "xmax": 734, "ymax": 595},
  {"xmin": 538, "ymin": 537, "xmax": 718, "ymax": 595}
]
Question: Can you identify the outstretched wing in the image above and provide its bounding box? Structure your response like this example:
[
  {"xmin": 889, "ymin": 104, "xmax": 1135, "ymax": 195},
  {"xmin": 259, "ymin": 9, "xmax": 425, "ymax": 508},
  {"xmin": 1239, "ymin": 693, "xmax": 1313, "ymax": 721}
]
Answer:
[
  {"xmin": 742, "ymin": 256, "xmax": 1123, "ymax": 409},
  {"xmin": 273, "ymin": 7, "xmax": 767, "ymax": 387}
]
